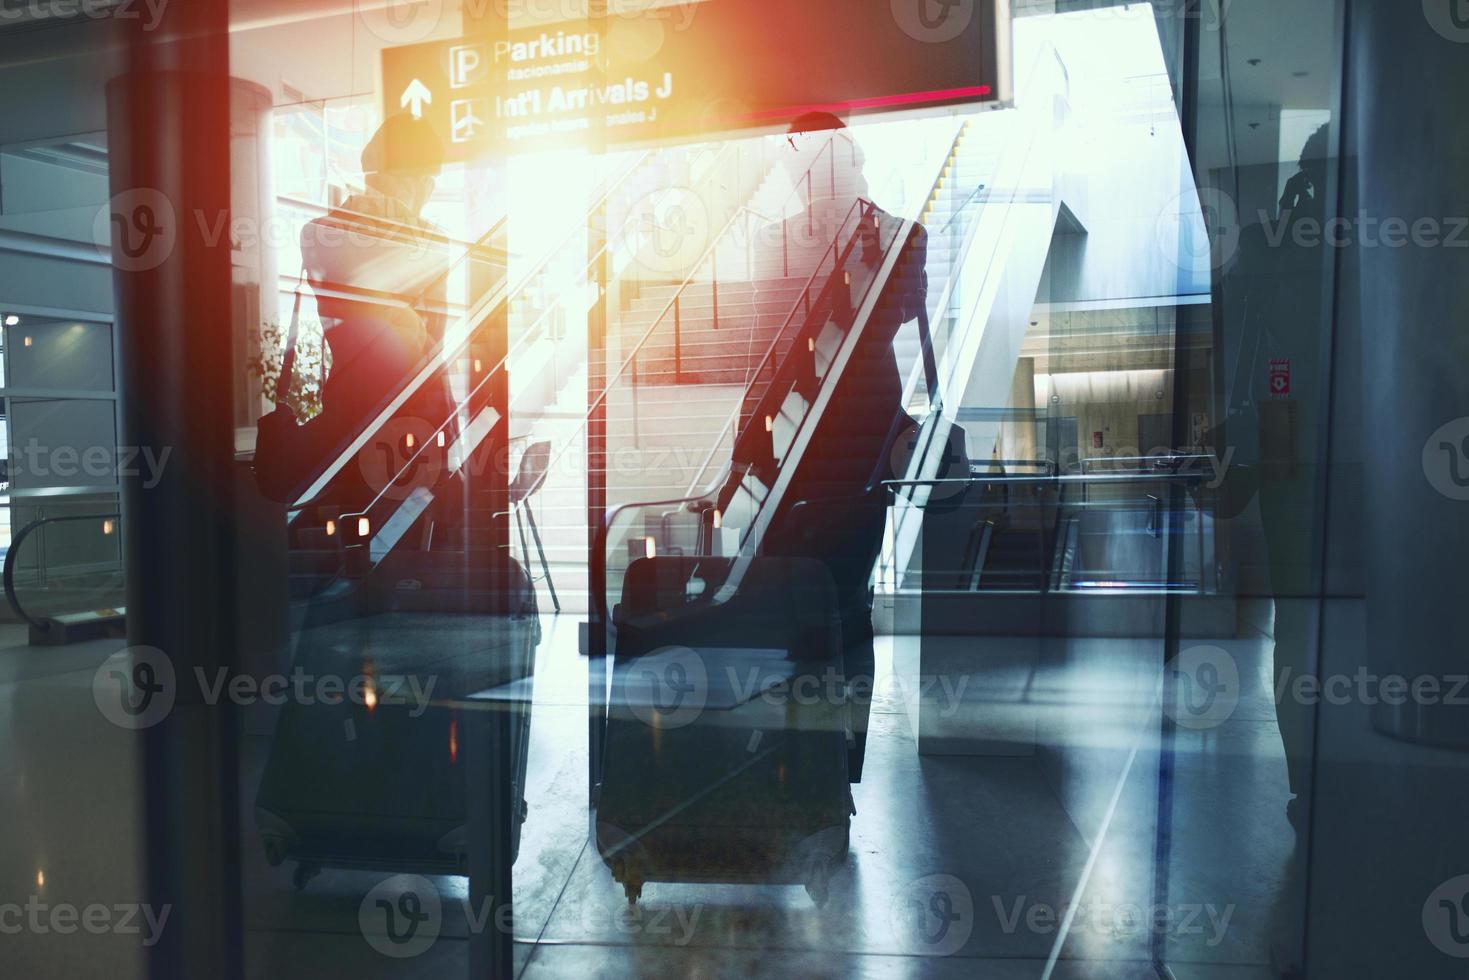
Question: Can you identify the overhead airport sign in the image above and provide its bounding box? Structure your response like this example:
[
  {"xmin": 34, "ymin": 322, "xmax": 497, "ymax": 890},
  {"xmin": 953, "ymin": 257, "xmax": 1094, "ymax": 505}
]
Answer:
[{"xmin": 382, "ymin": 0, "xmax": 1011, "ymax": 159}]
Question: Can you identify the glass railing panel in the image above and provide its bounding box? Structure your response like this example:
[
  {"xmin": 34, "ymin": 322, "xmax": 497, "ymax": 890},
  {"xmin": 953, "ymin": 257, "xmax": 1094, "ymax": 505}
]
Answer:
[{"xmin": 879, "ymin": 473, "xmax": 1213, "ymax": 597}]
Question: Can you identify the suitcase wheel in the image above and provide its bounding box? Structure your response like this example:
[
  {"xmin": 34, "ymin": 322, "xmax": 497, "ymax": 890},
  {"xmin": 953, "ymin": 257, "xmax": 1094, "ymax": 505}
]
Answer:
[
  {"xmin": 805, "ymin": 861, "xmax": 833, "ymax": 908},
  {"xmin": 611, "ymin": 858, "xmax": 644, "ymax": 906},
  {"xmin": 622, "ymin": 878, "xmax": 643, "ymax": 906},
  {"xmin": 293, "ymin": 862, "xmax": 322, "ymax": 892}
]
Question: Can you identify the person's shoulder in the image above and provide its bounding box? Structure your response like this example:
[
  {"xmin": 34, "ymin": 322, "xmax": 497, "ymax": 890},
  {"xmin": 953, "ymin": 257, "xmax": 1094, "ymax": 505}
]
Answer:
[{"xmin": 866, "ymin": 201, "xmax": 928, "ymax": 242}]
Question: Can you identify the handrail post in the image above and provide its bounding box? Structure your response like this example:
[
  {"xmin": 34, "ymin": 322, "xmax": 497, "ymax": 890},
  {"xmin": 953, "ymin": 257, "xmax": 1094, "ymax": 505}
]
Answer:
[
  {"xmin": 711, "ymin": 248, "xmax": 719, "ymax": 330},
  {"xmin": 806, "ymin": 172, "xmax": 813, "ymax": 236},
  {"xmin": 673, "ymin": 295, "xmax": 682, "ymax": 384},
  {"xmin": 37, "ymin": 508, "xmax": 47, "ymax": 588}
]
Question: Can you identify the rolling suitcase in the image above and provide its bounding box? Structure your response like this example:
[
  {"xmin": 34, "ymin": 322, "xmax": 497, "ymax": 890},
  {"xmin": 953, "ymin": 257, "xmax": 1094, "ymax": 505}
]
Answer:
[
  {"xmin": 597, "ymin": 556, "xmax": 854, "ymax": 906},
  {"xmin": 255, "ymin": 551, "xmax": 539, "ymax": 888}
]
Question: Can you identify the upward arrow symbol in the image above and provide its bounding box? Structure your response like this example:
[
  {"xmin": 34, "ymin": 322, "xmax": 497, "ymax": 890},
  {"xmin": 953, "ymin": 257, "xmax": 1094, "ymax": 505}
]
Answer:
[{"xmin": 400, "ymin": 79, "xmax": 433, "ymax": 119}]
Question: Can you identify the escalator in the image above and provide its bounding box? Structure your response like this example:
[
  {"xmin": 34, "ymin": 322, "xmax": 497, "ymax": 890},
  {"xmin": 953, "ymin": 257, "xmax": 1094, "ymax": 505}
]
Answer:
[{"xmin": 596, "ymin": 42, "xmax": 1081, "ymax": 616}]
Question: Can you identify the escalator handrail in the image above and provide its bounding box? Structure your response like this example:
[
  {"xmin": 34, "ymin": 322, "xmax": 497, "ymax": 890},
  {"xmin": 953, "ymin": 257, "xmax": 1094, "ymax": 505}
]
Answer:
[
  {"xmin": 678, "ymin": 196, "xmax": 877, "ymax": 498},
  {"xmin": 672, "ymin": 119, "xmax": 971, "ymax": 501},
  {"xmin": 883, "ymin": 471, "xmax": 1209, "ymax": 491},
  {"xmin": 3, "ymin": 513, "xmax": 122, "ymax": 634},
  {"xmin": 290, "ymin": 150, "xmax": 652, "ymax": 511},
  {"xmin": 594, "ymin": 200, "xmax": 912, "ymax": 624}
]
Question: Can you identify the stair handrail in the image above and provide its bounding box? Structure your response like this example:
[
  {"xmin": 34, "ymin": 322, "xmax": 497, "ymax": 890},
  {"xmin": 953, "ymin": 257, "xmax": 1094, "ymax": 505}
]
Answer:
[
  {"xmin": 340, "ymin": 131, "xmax": 855, "ymax": 548},
  {"xmin": 3, "ymin": 512, "xmax": 122, "ymax": 634},
  {"xmin": 290, "ymin": 149, "xmax": 652, "ymax": 511}
]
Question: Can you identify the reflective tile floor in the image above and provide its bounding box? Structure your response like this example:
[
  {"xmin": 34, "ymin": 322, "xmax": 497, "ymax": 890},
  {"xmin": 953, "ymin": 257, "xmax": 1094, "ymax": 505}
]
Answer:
[{"xmin": 0, "ymin": 604, "xmax": 1312, "ymax": 979}]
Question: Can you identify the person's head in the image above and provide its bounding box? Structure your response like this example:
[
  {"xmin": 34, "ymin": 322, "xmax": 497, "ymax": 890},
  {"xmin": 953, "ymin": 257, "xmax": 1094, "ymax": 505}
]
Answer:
[
  {"xmin": 784, "ymin": 111, "xmax": 865, "ymax": 208},
  {"xmin": 361, "ymin": 113, "xmax": 445, "ymax": 214}
]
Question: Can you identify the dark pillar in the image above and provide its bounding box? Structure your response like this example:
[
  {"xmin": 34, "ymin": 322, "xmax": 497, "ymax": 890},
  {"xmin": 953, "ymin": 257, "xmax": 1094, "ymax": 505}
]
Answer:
[
  {"xmin": 1304, "ymin": 3, "xmax": 1469, "ymax": 976},
  {"xmin": 104, "ymin": 3, "xmax": 242, "ymax": 978}
]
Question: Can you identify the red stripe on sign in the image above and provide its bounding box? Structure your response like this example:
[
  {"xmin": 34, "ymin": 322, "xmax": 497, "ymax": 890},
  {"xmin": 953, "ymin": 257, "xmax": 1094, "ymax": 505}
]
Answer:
[{"xmin": 734, "ymin": 85, "xmax": 996, "ymax": 123}]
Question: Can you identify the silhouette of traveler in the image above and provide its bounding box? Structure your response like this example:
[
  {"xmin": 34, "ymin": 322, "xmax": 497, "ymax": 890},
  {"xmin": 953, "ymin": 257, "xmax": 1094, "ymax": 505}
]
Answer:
[
  {"xmin": 1216, "ymin": 123, "xmax": 1333, "ymax": 978},
  {"xmin": 300, "ymin": 113, "xmax": 453, "ymax": 509},
  {"xmin": 733, "ymin": 111, "xmax": 928, "ymax": 782}
]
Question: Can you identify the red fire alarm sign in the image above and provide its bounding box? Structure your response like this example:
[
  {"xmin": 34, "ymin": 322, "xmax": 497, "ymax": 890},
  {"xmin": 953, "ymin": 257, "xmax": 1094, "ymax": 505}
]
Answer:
[{"xmin": 1269, "ymin": 358, "xmax": 1292, "ymax": 397}]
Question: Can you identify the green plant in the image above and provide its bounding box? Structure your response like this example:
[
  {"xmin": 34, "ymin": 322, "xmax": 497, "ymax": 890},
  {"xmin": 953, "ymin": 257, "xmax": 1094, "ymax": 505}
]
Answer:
[{"xmin": 248, "ymin": 317, "xmax": 333, "ymax": 422}]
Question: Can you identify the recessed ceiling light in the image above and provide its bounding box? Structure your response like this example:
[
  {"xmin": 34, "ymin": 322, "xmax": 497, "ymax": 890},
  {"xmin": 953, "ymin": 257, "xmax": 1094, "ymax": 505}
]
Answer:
[{"xmin": 4, "ymin": 315, "xmax": 18, "ymax": 326}]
